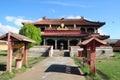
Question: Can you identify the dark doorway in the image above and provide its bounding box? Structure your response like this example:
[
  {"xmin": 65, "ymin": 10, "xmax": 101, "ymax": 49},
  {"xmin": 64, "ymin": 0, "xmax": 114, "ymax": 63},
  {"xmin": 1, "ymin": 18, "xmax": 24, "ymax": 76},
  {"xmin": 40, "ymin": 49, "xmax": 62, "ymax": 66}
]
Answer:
[
  {"xmin": 81, "ymin": 28, "xmax": 85, "ymax": 33},
  {"xmin": 46, "ymin": 39, "xmax": 55, "ymax": 49},
  {"xmin": 87, "ymin": 28, "xmax": 94, "ymax": 34},
  {"xmin": 64, "ymin": 51, "xmax": 70, "ymax": 57},
  {"xmin": 70, "ymin": 40, "xmax": 79, "ymax": 46},
  {"xmin": 57, "ymin": 39, "xmax": 68, "ymax": 50}
]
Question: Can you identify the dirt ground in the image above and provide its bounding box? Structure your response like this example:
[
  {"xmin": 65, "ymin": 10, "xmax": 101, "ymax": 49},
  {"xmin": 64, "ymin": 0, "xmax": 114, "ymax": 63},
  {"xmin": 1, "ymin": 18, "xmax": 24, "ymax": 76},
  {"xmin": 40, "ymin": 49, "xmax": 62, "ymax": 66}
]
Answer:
[{"xmin": 12, "ymin": 57, "xmax": 86, "ymax": 80}]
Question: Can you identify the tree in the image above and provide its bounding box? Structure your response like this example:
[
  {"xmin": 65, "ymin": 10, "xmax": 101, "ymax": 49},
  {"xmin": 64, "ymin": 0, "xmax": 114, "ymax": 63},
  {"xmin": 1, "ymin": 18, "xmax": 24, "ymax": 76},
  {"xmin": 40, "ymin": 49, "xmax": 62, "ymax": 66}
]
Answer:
[{"xmin": 19, "ymin": 24, "xmax": 42, "ymax": 48}]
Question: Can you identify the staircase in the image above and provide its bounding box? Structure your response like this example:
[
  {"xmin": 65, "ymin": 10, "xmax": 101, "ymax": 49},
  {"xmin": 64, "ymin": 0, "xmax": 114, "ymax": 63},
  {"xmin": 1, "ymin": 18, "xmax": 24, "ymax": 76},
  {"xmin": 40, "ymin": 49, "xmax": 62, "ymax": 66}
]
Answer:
[
  {"xmin": 52, "ymin": 50, "xmax": 64, "ymax": 57},
  {"xmin": 52, "ymin": 50, "xmax": 70, "ymax": 57},
  {"xmin": 28, "ymin": 46, "xmax": 51, "ymax": 57}
]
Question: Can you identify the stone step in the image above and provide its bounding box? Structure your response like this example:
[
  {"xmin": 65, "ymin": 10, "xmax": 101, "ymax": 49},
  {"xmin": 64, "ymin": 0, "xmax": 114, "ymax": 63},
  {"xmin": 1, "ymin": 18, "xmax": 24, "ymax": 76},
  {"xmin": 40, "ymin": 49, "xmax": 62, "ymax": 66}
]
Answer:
[
  {"xmin": 53, "ymin": 50, "xmax": 70, "ymax": 57},
  {"xmin": 28, "ymin": 46, "xmax": 51, "ymax": 57}
]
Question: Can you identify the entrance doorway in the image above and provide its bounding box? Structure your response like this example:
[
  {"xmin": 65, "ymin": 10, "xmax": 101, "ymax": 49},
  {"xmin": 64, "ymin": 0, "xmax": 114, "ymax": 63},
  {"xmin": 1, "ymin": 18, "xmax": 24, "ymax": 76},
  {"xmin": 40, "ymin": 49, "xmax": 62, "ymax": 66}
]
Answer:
[
  {"xmin": 57, "ymin": 39, "xmax": 68, "ymax": 50},
  {"xmin": 70, "ymin": 40, "xmax": 79, "ymax": 46},
  {"xmin": 46, "ymin": 39, "xmax": 55, "ymax": 49}
]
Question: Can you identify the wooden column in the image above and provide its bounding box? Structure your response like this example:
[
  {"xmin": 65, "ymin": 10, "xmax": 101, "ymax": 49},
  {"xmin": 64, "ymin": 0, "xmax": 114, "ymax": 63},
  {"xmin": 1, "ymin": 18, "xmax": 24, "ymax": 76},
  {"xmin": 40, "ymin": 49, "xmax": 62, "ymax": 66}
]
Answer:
[
  {"xmin": 83, "ymin": 46, "xmax": 88, "ymax": 66},
  {"xmin": 90, "ymin": 41, "xmax": 96, "ymax": 75},
  {"xmin": 23, "ymin": 42, "xmax": 28, "ymax": 67},
  {"xmin": 6, "ymin": 33, "xmax": 13, "ymax": 72}
]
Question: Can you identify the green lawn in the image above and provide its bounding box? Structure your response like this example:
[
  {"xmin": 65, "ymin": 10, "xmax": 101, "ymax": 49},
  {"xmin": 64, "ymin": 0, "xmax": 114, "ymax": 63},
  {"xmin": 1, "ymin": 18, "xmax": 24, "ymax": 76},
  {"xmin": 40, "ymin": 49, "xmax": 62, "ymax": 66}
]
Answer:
[
  {"xmin": 73, "ymin": 52, "xmax": 120, "ymax": 80},
  {"xmin": 96, "ymin": 52, "xmax": 120, "ymax": 80}
]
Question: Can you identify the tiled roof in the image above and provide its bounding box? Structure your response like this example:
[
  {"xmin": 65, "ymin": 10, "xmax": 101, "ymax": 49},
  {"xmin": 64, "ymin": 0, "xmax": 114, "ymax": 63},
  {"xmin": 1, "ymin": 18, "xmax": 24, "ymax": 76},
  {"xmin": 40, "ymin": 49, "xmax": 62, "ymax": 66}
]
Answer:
[
  {"xmin": 23, "ymin": 17, "xmax": 105, "ymax": 27},
  {"xmin": 78, "ymin": 37, "xmax": 107, "ymax": 46},
  {"xmin": 0, "ymin": 32, "xmax": 35, "ymax": 43}
]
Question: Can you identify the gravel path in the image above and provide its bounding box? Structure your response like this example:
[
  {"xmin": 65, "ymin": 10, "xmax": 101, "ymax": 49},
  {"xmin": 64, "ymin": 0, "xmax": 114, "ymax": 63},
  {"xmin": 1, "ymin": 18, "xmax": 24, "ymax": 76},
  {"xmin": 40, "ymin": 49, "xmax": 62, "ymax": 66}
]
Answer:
[{"xmin": 12, "ymin": 57, "xmax": 86, "ymax": 80}]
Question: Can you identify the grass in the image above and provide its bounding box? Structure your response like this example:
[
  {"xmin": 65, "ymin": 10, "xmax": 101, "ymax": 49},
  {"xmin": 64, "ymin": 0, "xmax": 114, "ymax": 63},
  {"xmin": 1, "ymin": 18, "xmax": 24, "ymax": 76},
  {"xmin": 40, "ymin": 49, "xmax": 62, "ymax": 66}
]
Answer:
[
  {"xmin": 96, "ymin": 52, "xmax": 120, "ymax": 80},
  {"xmin": 73, "ymin": 52, "xmax": 120, "ymax": 80},
  {"xmin": 0, "ymin": 50, "xmax": 47, "ymax": 80},
  {"xmin": 73, "ymin": 57, "xmax": 102, "ymax": 80}
]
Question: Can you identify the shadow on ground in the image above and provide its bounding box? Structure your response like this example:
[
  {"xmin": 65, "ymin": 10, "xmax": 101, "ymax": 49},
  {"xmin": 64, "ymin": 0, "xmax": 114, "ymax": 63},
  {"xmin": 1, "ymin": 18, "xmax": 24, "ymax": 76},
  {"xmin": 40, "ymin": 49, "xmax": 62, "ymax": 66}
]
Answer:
[
  {"xmin": 97, "ymin": 69, "xmax": 109, "ymax": 80},
  {"xmin": 45, "ymin": 64, "xmax": 82, "ymax": 75}
]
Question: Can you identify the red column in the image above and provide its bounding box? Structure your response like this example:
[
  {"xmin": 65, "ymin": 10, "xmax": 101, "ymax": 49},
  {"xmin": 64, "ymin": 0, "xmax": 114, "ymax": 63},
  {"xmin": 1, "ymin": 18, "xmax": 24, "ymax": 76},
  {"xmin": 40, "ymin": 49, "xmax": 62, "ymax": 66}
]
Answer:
[
  {"xmin": 83, "ymin": 46, "xmax": 88, "ymax": 66},
  {"xmin": 23, "ymin": 42, "xmax": 28, "ymax": 67},
  {"xmin": 90, "ymin": 41, "xmax": 96, "ymax": 75},
  {"xmin": 6, "ymin": 33, "xmax": 13, "ymax": 72}
]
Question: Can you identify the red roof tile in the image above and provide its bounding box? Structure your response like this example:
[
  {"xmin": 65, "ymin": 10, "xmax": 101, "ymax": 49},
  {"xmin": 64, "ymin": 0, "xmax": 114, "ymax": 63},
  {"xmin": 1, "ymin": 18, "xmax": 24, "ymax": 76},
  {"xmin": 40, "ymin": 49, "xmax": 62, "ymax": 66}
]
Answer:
[
  {"xmin": 0, "ymin": 32, "xmax": 35, "ymax": 43},
  {"xmin": 23, "ymin": 17, "xmax": 105, "ymax": 27},
  {"xmin": 78, "ymin": 37, "xmax": 107, "ymax": 46}
]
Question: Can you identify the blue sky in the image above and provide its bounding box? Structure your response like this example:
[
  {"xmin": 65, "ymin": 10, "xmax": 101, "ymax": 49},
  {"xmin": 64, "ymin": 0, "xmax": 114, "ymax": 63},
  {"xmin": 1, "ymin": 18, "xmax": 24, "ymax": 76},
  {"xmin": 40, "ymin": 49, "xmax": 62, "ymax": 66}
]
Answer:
[{"xmin": 0, "ymin": 0, "xmax": 120, "ymax": 39}]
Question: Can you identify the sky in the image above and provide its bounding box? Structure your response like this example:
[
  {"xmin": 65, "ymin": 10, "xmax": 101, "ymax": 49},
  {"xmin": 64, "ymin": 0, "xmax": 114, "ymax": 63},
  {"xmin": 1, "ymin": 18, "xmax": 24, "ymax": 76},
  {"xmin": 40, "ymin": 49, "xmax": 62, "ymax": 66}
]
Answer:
[{"xmin": 0, "ymin": 0, "xmax": 120, "ymax": 39}]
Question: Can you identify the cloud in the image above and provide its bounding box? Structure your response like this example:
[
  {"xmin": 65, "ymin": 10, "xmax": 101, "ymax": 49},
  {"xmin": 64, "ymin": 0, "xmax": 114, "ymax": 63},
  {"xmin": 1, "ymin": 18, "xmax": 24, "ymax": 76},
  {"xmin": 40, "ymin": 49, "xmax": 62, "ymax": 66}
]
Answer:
[
  {"xmin": 98, "ymin": 29, "xmax": 106, "ymax": 35},
  {"xmin": 67, "ymin": 16, "xmax": 82, "ymax": 19},
  {"xmin": 48, "ymin": 9, "xmax": 56, "ymax": 13},
  {"xmin": 51, "ymin": 9, "xmax": 56, "ymax": 13},
  {"xmin": 5, "ymin": 16, "xmax": 32, "ymax": 26},
  {"xmin": 0, "ymin": 22, "xmax": 19, "ymax": 35},
  {"xmin": 45, "ymin": 1, "xmax": 92, "ymax": 8},
  {"xmin": 66, "ymin": 16, "xmax": 93, "ymax": 20}
]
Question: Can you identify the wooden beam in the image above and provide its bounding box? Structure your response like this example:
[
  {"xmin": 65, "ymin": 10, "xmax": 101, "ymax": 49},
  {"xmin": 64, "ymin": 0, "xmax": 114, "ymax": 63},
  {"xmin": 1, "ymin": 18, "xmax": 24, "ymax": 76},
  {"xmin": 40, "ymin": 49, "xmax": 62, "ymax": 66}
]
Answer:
[{"xmin": 6, "ymin": 32, "xmax": 13, "ymax": 72}]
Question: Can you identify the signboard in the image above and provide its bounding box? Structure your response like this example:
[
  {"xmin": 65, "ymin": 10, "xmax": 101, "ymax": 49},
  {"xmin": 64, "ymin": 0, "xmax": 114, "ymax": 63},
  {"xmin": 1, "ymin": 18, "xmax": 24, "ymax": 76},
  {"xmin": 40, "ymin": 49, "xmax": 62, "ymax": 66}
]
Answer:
[{"xmin": 13, "ymin": 43, "xmax": 24, "ymax": 59}]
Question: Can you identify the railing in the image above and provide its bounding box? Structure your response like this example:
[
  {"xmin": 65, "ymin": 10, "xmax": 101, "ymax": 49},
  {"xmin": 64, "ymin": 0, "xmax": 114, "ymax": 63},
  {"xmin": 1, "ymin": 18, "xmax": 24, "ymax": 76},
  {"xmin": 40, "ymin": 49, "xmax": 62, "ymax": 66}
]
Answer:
[{"xmin": 44, "ymin": 30, "xmax": 81, "ymax": 34}]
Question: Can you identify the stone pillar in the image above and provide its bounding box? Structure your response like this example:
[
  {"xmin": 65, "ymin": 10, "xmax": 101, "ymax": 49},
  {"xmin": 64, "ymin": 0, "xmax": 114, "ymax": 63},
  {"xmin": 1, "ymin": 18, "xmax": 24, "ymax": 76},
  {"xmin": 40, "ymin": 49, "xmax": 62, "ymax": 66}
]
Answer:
[
  {"xmin": 94, "ymin": 28, "xmax": 96, "ymax": 33},
  {"xmin": 79, "ymin": 39, "xmax": 81, "ymax": 43},
  {"xmin": 43, "ymin": 38, "xmax": 46, "ymax": 46},
  {"xmin": 85, "ymin": 27, "xmax": 87, "ymax": 33},
  {"xmin": 74, "ymin": 24, "xmax": 76, "ymax": 29},
  {"xmin": 79, "ymin": 27, "xmax": 81, "ymax": 30},
  {"xmin": 55, "ymin": 40, "xmax": 57, "ymax": 49},
  {"xmin": 49, "ymin": 46, "xmax": 53, "ymax": 57}
]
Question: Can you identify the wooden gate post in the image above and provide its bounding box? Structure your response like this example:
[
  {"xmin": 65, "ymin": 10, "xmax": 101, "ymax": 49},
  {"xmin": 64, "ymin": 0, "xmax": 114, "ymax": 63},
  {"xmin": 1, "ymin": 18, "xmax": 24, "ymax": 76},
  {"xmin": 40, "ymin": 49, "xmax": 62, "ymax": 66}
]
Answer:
[
  {"xmin": 23, "ymin": 42, "xmax": 28, "ymax": 67},
  {"xmin": 90, "ymin": 41, "xmax": 96, "ymax": 75},
  {"xmin": 6, "ymin": 33, "xmax": 13, "ymax": 72}
]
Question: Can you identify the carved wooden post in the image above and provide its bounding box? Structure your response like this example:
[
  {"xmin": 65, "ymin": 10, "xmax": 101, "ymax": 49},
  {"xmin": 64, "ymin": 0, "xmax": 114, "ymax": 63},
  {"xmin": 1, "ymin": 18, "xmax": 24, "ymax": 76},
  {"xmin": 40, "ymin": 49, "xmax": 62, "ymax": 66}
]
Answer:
[
  {"xmin": 90, "ymin": 41, "xmax": 96, "ymax": 75},
  {"xmin": 6, "ymin": 33, "xmax": 13, "ymax": 72},
  {"xmin": 23, "ymin": 42, "xmax": 28, "ymax": 67},
  {"xmin": 83, "ymin": 46, "xmax": 88, "ymax": 66}
]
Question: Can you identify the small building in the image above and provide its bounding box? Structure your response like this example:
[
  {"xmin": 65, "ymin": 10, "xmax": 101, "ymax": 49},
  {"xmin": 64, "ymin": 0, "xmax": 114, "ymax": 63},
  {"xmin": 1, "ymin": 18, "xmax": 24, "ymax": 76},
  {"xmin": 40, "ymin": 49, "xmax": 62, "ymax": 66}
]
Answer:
[
  {"xmin": 96, "ymin": 46, "xmax": 114, "ymax": 58},
  {"xmin": 106, "ymin": 39, "xmax": 120, "ymax": 52}
]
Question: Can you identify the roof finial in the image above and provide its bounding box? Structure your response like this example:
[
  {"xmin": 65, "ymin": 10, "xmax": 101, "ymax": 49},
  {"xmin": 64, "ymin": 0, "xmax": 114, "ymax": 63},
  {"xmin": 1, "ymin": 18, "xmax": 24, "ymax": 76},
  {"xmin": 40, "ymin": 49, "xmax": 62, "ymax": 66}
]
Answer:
[
  {"xmin": 81, "ymin": 16, "xmax": 84, "ymax": 19},
  {"xmin": 61, "ymin": 17, "xmax": 64, "ymax": 20},
  {"xmin": 42, "ymin": 16, "xmax": 46, "ymax": 20}
]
